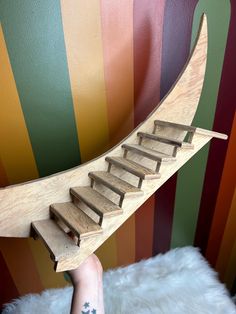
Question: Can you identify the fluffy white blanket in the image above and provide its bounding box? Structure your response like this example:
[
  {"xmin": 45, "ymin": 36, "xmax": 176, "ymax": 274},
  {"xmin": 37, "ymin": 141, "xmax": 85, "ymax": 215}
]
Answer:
[{"xmin": 3, "ymin": 247, "xmax": 236, "ymax": 314}]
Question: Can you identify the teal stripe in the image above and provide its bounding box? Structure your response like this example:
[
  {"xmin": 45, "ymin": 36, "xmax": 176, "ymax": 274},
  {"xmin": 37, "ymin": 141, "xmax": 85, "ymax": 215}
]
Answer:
[
  {"xmin": 0, "ymin": 0, "xmax": 81, "ymax": 177},
  {"xmin": 171, "ymin": 0, "xmax": 230, "ymax": 248}
]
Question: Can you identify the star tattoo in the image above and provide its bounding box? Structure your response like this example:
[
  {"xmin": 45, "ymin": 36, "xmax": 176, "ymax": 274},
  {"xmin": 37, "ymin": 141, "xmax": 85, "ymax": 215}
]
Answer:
[{"xmin": 83, "ymin": 302, "xmax": 90, "ymax": 309}]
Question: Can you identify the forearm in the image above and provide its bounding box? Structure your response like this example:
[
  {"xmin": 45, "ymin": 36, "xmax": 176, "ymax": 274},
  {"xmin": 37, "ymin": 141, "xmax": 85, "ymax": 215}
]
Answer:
[{"xmin": 69, "ymin": 254, "xmax": 104, "ymax": 314}]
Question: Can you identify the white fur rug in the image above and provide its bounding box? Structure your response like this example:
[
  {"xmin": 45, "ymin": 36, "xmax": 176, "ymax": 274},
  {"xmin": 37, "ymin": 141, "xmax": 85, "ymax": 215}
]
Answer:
[{"xmin": 3, "ymin": 247, "xmax": 236, "ymax": 314}]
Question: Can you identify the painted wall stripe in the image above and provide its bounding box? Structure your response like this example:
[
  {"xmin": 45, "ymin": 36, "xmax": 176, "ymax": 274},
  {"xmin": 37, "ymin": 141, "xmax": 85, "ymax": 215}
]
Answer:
[
  {"xmin": 223, "ymin": 193, "xmax": 236, "ymax": 290},
  {"xmin": 172, "ymin": 0, "xmax": 230, "ymax": 248},
  {"xmin": 155, "ymin": 0, "xmax": 198, "ymax": 251},
  {"xmin": 154, "ymin": 176, "xmax": 176, "ymax": 253},
  {"xmin": 0, "ymin": 1, "xmax": 80, "ymax": 177},
  {"xmin": 61, "ymin": 0, "xmax": 109, "ymax": 163},
  {"xmin": 133, "ymin": 0, "xmax": 165, "ymax": 260},
  {"xmin": 216, "ymin": 186, "xmax": 236, "ymax": 278},
  {"xmin": 216, "ymin": 190, "xmax": 236, "ymax": 280},
  {"xmin": 0, "ymin": 238, "xmax": 43, "ymax": 295},
  {"xmin": 61, "ymin": 0, "xmax": 116, "ymax": 269},
  {"xmin": 195, "ymin": 1, "xmax": 235, "ymax": 257},
  {"xmin": 136, "ymin": 196, "xmax": 155, "ymax": 260},
  {"xmin": 0, "ymin": 158, "xmax": 9, "ymax": 187},
  {"xmin": 133, "ymin": 0, "xmax": 165, "ymax": 126},
  {"xmin": 100, "ymin": 0, "xmax": 134, "ymax": 147},
  {"xmin": 99, "ymin": 0, "xmax": 134, "ymax": 266},
  {"xmin": 28, "ymin": 238, "xmax": 67, "ymax": 289},
  {"xmin": 0, "ymin": 251, "xmax": 19, "ymax": 307},
  {"xmin": 0, "ymin": 24, "xmax": 39, "ymax": 184},
  {"xmin": 206, "ymin": 115, "xmax": 236, "ymax": 264},
  {"xmin": 160, "ymin": 0, "xmax": 198, "ymax": 99},
  {"xmin": 193, "ymin": 0, "xmax": 231, "ymax": 253}
]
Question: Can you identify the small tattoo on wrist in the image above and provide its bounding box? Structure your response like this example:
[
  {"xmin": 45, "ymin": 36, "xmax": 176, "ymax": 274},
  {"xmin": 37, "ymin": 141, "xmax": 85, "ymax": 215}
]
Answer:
[{"xmin": 82, "ymin": 302, "xmax": 96, "ymax": 314}]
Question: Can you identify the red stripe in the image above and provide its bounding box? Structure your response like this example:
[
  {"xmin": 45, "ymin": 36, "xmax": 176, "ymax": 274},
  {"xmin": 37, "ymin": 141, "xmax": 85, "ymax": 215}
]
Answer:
[
  {"xmin": 153, "ymin": 0, "xmax": 198, "ymax": 254},
  {"xmin": 133, "ymin": 0, "xmax": 166, "ymax": 261},
  {"xmin": 135, "ymin": 195, "xmax": 155, "ymax": 261},
  {"xmin": 194, "ymin": 1, "xmax": 236, "ymax": 257},
  {"xmin": 133, "ymin": 0, "xmax": 166, "ymax": 126},
  {"xmin": 0, "ymin": 251, "xmax": 19, "ymax": 307}
]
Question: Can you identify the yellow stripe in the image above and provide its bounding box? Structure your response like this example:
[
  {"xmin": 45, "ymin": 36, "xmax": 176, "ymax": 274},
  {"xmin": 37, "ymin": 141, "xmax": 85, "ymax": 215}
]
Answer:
[
  {"xmin": 61, "ymin": 0, "xmax": 109, "ymax": 162},
  {"xmin": 0, "ymin": 24, "xmax": 38, "ymax": 184},
  {"xmin": 28, "ymin": 238, "xmax": 67, "ymax": 289},
  {"xmin": 60, "ymin": 0, "xmax": 117, "ymax": 269}
]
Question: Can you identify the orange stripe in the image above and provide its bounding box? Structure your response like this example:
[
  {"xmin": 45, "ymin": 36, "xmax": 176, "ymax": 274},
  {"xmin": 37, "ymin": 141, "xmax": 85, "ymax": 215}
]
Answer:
[
  {"xmin": 0, "ymin": 238, "xmax": 43, "ymax": 294},
  {"xmin": 100, "ymin": 0, "xmax": 135, "ymax": 266},
  {"xmin": 100, "ymin": 0, "xmax": 134, "ymax": 147},
  {"xmin": 28, "ymin": 238, "xmax": 67, "ymax": 289},
  {"xmin": 216, "ymin": 188, "xmax": 236, "ymax": 279},
  {"xmin": 60, "ymin": 0, "xmax": 109, "ymax": 163},
  {"xmin": 0, "ymin": 24, "xmax": 38, "ymax": 184},
  {"xmin": 206, "ymin": 113, "xmax": 236, "ymax": 266}
]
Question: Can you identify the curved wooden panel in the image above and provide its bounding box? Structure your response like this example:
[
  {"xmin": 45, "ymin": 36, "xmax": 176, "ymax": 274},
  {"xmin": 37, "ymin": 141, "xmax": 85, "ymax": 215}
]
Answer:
[{"xmin": 0, "ymin": 15, "xmax": 208, "ymax": 241}]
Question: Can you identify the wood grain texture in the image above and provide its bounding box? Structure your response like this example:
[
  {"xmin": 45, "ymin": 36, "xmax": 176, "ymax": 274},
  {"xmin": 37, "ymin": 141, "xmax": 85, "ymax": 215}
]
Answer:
[
  {"xmin": 32, "ymin": 219, "xmax": 79, "ymax": 262},
  {"xmin": 70, "ymin": 186, "xmax": 122, "ymax": 217},
  {"xmin": 89, "ymin": 172, "xmax": 143, "ymax": 197},
  {"xmin": 0, "ymin": 15, "xmax": 207, "ymax": 236},
  {"xmin": 0, "ymin": 15, "xmax": 212, "ymax": 271},
  {"xmin": 50, "ymin": 202, "xmax": 102, "ymax": 239},
  {"xmin": 122, "ymin": 144, "xmax": 176, "ymax": 162},
  {"xmin": 106, "ymin": 157, "xmax": 160, "ymax": 180}
]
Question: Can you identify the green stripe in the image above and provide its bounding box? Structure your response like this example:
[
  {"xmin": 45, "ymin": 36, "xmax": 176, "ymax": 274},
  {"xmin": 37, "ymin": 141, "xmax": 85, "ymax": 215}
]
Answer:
[
  {"xmin": 0, "ymin": 1, "xmax": 80, "ymax": 177},
  {"xmin": 171, "ymin": 0, "xmax": 230, "ymax": 248}
]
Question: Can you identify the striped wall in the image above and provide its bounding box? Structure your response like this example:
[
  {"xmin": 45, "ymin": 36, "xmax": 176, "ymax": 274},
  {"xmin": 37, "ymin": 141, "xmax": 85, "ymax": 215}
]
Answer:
[{"xmin": 0, "ymin": 0, "xmax": 235, "ymax": 305}]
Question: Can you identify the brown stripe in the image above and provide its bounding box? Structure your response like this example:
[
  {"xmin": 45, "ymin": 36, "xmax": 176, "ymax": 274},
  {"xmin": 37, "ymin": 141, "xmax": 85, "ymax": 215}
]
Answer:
[
  {"xmin": 0, "ymin": 238, "xmax": 43, "ymax": 294},
  {"xmin": 0, "ymin": 159, "xmax": 8, "ymax": 187},
  {"xmin": 0, "ymin": 251, "xmax": 19, "ymax": 306},
  {"xmin": 153, "ymin": 176, "xmax": 177, "ymax": 253}
]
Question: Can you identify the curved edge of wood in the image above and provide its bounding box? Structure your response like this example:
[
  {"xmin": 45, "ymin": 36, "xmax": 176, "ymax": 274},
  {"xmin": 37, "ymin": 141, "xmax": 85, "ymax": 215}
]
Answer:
[{"xmin": 0, "ymin": 14, "xmax": 208, "ymax": 237}]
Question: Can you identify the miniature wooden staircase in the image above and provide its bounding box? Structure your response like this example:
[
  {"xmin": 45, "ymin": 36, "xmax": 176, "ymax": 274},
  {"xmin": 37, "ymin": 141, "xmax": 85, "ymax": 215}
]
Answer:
[
  {"xmin": 0, "ymin": 15, "xmax": 227, "ymax": 271},
  {"xmin": 31, "ymin": 119, "xmax": 227, "ymax": 271}
]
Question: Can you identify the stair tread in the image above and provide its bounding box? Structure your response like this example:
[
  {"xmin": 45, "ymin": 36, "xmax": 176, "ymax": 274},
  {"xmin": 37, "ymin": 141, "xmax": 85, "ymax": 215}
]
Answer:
[
  {"xmin": 106, "ymin": 156, "xmax": 160, "ymax": 179},
  {"xmin": 50, "ymin": 202, "xmax": 103, "ymax": 239},
  {"xmin": 122, "ymin": 144, "xmax": 176, "ymax": 161},
  {"xmin": 154, "ymin": 120, "xmax": 196, "ymax": 132},
  {"xmin": 89, "ymin": 171, "xmax": 143, "ymax": 197},
  {"xmin": 138, "ymin": 132, "xmax": 194, "ymax": 148},
  {"xmin": 32, "ymin": 219, "xmax": 79, "ymax": 261},
  {"xmin": 70, "ymin": 186, "xmax": 122, "ymax": 217}
]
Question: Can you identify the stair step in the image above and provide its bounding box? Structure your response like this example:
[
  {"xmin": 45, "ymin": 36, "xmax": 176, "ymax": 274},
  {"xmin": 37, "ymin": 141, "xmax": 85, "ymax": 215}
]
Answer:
[
  {"xmin": 88, "ymin": 171, "xmax": 143, "ymax": 206},
  {"xmin": 32, "ymin": 219, "xmax": 79, "ymax": 261},
  {"xmin": 154, "ymin": 120, "xmax": 228, "ymax": 141},
  {"xmin": 154, "ymin": 119, "xmax": 196, "ymax": 132},
  {"xmin": 70, "ymin": 186, "xmax": 123, "ymax": 221},
  {"xmin": 106, "ymin": 156, "xmax": 160, "ymax": 179},
  {"xmin": 50, "ymin": 202, "xmax": 103, "ymax": 239},
  {"xmin": 122, "ymin": 144, "xmax": 176, "ymax": 162},
  {"xmin": 137, "ymin": 132, "xmax": 194, "ymax": 148}
]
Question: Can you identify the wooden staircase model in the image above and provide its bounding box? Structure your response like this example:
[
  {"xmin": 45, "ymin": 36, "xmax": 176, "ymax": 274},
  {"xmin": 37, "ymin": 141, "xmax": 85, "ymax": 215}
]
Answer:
[{"xmin": 0, "ymin": 15, "xmax": 227, "ymax": 272}]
